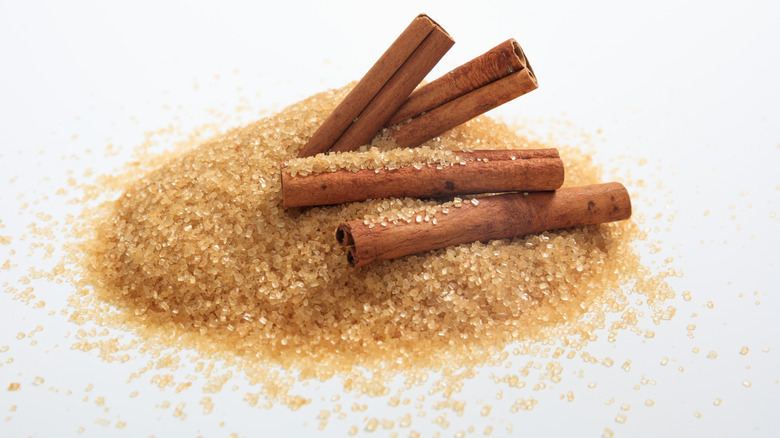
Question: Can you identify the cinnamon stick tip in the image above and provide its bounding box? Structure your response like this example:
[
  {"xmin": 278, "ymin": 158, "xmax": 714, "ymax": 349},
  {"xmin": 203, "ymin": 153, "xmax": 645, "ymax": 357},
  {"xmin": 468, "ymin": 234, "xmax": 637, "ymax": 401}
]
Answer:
[
  {"xmin": 600, "ymin": 181, "xmax": 632, "ymax": 221},
  {"xmin": 346, "ymin": 246, "xmax": 359, "ymax": 267},
  {"xmin": 415, "ymin": 13, "xmax": 451, "ymax": 38},
  {"xmin": 510, "ymin": 40, "xmax": 537, "ymax": 86},
  {"xmin": 554, "ymin": 158, "xmax": 566, "ymax": 188},
  {"xmin": 614, "ymin": 182, "xmax": 633, "ymax": 220},
  {"xmin": 335, "ymin": 224, "xmax": 355, "ymax": 246}
]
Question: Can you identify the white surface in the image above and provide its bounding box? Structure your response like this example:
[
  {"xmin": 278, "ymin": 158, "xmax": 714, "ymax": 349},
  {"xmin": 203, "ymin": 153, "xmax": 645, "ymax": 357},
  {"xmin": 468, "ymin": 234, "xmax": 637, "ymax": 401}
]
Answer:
[{"xmin": 1, "ymin": 1, "xmax": 779, "ymax": 437}]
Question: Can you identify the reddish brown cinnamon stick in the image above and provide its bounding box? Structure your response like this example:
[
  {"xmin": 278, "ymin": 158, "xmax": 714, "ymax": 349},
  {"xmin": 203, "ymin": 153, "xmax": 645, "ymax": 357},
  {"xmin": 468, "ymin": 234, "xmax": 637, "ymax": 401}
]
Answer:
[
  {"xmin": 336, "ymin": 183, "xmax": 631, "ymax": 267},
  {"xmin": 298, "ymin": 14, "xmax": 454, "ymax": 158},
  {"xmin": 391, "ymin": 67, "xmax": 538, "ymax": 149},
  {"xmin": 282, "ymin": 149, "xmax": 563, "ymax": 208},
  {"xmin": 328, "ymin": 28, "xmax": 454, "ymax": 153},
  {"xmin": 385, "ymin": 39, "xmax": 528, "ymax": 127}
]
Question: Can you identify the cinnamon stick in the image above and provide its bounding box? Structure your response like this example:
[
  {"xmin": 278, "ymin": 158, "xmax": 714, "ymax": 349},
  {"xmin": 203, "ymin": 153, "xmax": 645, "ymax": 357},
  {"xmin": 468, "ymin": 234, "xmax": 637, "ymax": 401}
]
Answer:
[
  {"xmin": 297, "ymin": 14, "xmax": 454, "ymax": 158},
  {"xmin": 336, "ymin": 183, "xmax": 631, "ymax": 267},
  {"xmin": 385, "ymin": 39, "xmax": 528, "ymax": 127},
  {"xmin": 282, "ymin": 149, "xmax": 563, "ymax": 208},
  {"xmin": 390, "ymin": 67, "xmax": 538, "ymax": 149}
]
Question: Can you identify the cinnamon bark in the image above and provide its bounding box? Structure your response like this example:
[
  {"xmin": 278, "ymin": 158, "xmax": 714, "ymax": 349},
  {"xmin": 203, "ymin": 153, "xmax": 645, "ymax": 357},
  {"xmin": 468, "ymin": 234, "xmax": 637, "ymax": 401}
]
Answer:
[
  {"xmin": 337, "ymin": 183, "xmax": 631, "ymax": 267},
  {"xmin": 385, "ymin": 39, "xmax": 529, "ymax": 126},
  {"xmin": 298, "ymin": 14, "xmax": 453, "ymax": 158},
  {"xmin": 282, "ymin": 149, "xmax": 563, "ymax": 208},
  {"xmin": 390, "ymin": 67, "xmax": 538, "ymax": 149}
]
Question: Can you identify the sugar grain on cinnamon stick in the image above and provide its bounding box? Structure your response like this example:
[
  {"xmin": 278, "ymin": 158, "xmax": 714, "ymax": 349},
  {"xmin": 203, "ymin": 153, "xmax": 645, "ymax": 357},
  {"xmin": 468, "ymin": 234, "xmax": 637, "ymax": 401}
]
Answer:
[
  {"xmin": 282, "ymin": 149, "xmax": 563, "ymax": 208},
  {"xmin": 337, "ymin": 182, "xmax": 632, "ymax": 267},
  {"xmin": 298, "ymin": 14, "xmax": 453, "ymax": 158}
]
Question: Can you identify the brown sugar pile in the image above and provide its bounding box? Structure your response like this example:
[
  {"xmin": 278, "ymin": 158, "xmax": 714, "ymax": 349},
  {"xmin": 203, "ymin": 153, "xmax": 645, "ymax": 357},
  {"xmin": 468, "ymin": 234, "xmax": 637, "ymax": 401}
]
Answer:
[{"xmin": 73, "ymin": 84, "xmax": 659, "ymax": 385}]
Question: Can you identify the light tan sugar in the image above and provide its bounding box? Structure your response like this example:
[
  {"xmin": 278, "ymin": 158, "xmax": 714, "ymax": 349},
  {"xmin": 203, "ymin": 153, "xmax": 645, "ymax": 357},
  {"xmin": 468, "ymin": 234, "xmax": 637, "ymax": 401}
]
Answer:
[
  {"xmin": 365, "ymin": 418, "xmax": 379, "ymax": 432},
  {"xmin": 66, "ymin": 83, "xmax": 665, "ymax": 412}
]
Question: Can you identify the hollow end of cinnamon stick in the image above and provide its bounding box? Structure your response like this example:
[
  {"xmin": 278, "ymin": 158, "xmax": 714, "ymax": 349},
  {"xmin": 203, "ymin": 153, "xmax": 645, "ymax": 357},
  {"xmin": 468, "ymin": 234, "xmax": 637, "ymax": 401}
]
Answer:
[
  {"xmin": 510, "ymin": 39, "xmax": 537, "ymax": 87},
  {"xmin": 335, "ymin": 224, "xmax": 355, "ymax": 246},
  {"xmin": 346, "ymin": 246, "xmax": 358, "ymax": 267}
]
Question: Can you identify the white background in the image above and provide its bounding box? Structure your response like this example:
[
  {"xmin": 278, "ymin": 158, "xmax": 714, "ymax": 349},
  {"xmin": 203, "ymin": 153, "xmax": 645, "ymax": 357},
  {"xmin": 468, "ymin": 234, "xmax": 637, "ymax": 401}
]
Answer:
[{"xmin": 1, "ymin": 1, "xmax": 778, "ymax": 437}]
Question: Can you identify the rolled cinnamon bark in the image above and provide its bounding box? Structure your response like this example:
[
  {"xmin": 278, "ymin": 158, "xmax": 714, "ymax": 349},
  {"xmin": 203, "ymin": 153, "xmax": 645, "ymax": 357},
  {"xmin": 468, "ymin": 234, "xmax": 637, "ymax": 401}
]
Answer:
[
  {"xmin": 298, "ymin": 14, "xmax": 454, "ymax": 158},
  {"xmin": 385, "ymin": 39, "xmax": 529, "ymax": 127},
  {"xmin": 390, "ymin": 67, "xmax": 538, "ymax": 149},
  {"xmin": 282, "ymin": 149, "xmax": 563, "ymax": 208},
  {"xmin": 337, "ymin": 182, "xmax": 632, "ymax": 267},
  {"xmin": 328, "ymin": 28, "xmax": 454, "ymax": 154}
]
